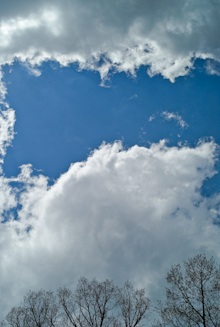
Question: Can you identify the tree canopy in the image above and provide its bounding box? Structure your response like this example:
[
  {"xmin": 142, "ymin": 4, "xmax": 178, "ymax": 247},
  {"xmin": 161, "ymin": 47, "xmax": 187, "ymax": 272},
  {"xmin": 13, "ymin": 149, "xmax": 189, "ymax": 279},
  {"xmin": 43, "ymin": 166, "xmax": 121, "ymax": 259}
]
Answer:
[
  {"xmin": 1, "ymin": 278, "xmax": 150, "ymax": 327},
  {"xmin": 2, "ymin": 254, "xmax": 220, "ymax": 327},
  {"xmin": 158, "ymin": 254, "xmax": 220, "ymax": 327}
]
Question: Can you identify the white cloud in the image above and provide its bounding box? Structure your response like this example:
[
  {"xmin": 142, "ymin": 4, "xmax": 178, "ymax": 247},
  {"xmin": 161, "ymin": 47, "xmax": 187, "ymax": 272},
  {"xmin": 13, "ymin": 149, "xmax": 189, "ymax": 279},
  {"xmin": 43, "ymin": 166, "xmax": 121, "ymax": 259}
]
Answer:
[
  {"xmin": 148, "ymin": 115, "xmax": 155, "ymax": 122},
  {"xmin": 0, "ymin": 0, "xmax": 219, "ymax": 82},
  {"xmin": 0, "ymin": 70, "xmax": 8, "ymax": 103},
  {"xmin": 0, "ymin": 140, "xmax": 219, "ymax": 318},
  {"xmin": 0, "ymin": 176, "xmax": 17, "ymax": 216},
  {"xmin": 205, "ymin": 59, "xmax": 220, "ymax": 76},
  {"xmin": 23, "ymin": 63, "xmax": 41, "ymax": 77},
  {"xmin": 0, "ymin": 108, "xmax": 15, "ymax": 163},
  {"xmin": 161, "ymin": 111, "xmax": 188, "ymax": 129}
]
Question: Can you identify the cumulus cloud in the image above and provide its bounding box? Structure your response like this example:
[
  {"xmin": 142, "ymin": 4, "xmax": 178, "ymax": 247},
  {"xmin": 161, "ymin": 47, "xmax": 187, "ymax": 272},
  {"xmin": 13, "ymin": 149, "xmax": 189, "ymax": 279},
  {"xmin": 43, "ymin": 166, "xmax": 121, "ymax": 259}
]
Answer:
[
  {"xmin": 0, "ymin": 0, "xmax": 219, "ymax": 82},
  {"xmin": 161, "ymin": 111, "xmax": 188, "ymax": 129},
  {"xmin": 0, "ymin": 141, "xmax": 219, "ymax": 318}
]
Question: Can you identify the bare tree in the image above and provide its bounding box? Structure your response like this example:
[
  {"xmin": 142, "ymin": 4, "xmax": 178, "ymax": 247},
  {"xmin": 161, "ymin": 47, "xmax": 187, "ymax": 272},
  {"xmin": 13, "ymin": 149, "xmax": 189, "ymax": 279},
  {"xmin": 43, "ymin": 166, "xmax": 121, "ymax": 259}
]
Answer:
[
  {"xmin": 58, "ymin": 287, "xmax": 77, "ymax": 327},
  {"xmin": 23, "ymin": 289, "xmax": 60, "ymax": 327},
  {"xmin": 117, "ymin": 281, "xmax": 151, "ymax": 327},
  {"xmin": 2, "ymin": 278, "xmax": 152, "ymax": 327},
  {"xmin": 1, "ymin": 306, "xmax": 26, "ymax": 327},
  {"xmin": 2, "ymin": 290, "xmax": 60, "ymax": 327},
  {"xmin": 58, "ymin": 277, "xmax": 118, "ymax": 327},
  {"xmin": 158, "ymin": 254, "xmax": 220, "ymax": 327}
]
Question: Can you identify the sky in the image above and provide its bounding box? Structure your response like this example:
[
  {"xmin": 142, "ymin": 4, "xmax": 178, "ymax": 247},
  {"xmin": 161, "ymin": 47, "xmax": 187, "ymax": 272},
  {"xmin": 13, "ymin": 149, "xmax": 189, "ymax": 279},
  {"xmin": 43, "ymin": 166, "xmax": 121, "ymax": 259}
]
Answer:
[{"xmin": 0, "ymin": 0, "xmax": 220, "ymax": 320}]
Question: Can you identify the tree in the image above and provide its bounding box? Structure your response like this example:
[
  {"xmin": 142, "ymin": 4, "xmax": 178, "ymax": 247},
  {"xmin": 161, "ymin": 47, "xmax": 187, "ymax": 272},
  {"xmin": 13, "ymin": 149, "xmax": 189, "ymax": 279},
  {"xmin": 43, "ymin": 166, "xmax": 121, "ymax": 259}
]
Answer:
[
  {"xmin": 117, "ymin": 281, "xmax": 151, "ymax": 327},
  {"xmin": 58, "ymin": 277, "xmax": 151, "ymax": 327},
  {"xmin": 58, "ymin": 277, "xmax": 118, "ymax": 327},
  {"xmin": 159, "ymin": 254, "xmax": 220, "ymax": 327},
  {"xmin": 1, "ymin": 306, "xmax": 26, "ymax": 327},
  {"xmin": 2, "ymin": 278, "xmax": 151, "ymax": 327},
  {"xmin": 2, "ymin": 290, "xmax": 60, "ymax": 327}
]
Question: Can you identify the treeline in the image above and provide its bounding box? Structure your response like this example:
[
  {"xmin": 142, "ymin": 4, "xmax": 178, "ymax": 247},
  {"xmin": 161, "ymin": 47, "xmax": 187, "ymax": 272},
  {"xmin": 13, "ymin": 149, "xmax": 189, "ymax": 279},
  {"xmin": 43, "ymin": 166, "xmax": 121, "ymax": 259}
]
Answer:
[
  {"xmin": 1, "ymin": 254, "xmax": 220, "ymax": 327},
  {"xmin": 1, "ymin": 278, "xmax": 150, "ymax": 327}
]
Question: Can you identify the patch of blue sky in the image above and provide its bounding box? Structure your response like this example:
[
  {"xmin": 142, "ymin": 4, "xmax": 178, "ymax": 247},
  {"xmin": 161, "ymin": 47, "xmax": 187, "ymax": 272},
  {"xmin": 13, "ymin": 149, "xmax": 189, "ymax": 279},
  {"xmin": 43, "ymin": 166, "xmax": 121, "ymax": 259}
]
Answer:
[
  {"xmin": 2, "ymin": 59, "xmax": 220, "ymax": 196},
  {"xmin": 1, "ymin": 204, "xmax": 22, "ymax": 223}
]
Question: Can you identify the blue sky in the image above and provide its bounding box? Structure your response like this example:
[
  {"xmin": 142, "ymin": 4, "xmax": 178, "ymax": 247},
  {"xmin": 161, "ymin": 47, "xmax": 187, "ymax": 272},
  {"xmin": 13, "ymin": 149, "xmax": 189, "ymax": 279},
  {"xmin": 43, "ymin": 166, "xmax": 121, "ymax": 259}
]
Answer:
[
  {"xmin": 3, "ymin": 59, "xmax": 220, "ymax": 184},
  {"xmin": 0, "ymin": 0, "xmax": 220, "ymax": 320}
]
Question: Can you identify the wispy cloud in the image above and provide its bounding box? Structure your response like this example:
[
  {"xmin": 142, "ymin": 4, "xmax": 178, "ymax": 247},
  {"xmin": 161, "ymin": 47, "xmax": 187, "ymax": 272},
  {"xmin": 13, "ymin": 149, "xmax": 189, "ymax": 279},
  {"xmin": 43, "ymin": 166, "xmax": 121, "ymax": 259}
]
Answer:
[
  {"xmin": 128, "ymin": 94, "xmax": 138, "ymax": 101},
  {"xmin": 161, "ymin": 111, "xmax": 188, "ymax": 129},
  {"xmin": 205, "ymin": 60, "xmax": 220, "ymax": 76},
  {"xmin": 23, "ymin": 63, "xmax": 41, "ymax": 77},
  {"xmin": 148, "ymin": 115, "xmax": 155, "ymax": 122}
]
